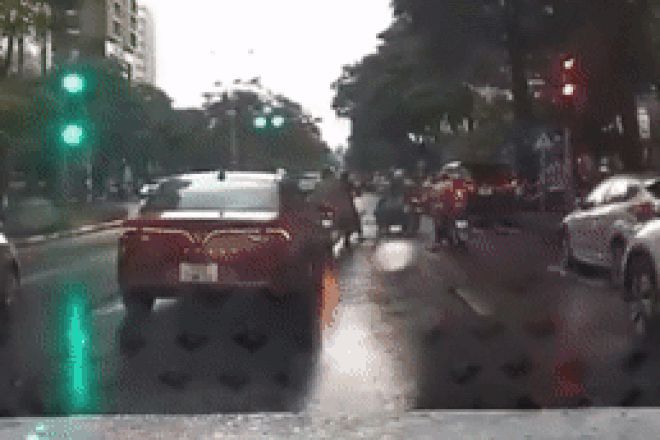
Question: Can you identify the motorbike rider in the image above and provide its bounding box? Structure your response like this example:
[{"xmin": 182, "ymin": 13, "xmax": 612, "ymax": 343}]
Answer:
[
  {"xmin": 375, "ymin": 169, "xmax": 408, "ymax": 234},
  {"xmin": 340, "ymin": 171, "xmax": 363, "ymax": 242},
  {"xmin": 309, "ymin": 167, "xmax": 360, "ymax": 249},
  {"xmin": 432, "ymin": 170, "xmax": 470, "ymax": 245}
]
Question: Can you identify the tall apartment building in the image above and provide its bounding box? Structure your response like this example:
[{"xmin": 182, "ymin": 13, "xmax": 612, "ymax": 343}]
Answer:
[
  {"xmin": 134, "ymin": 5, "xmax": 155, "ymax": 84},
  {"xmin": 51, "ymin": 0, "xmax": 154, "ymax": 83}
]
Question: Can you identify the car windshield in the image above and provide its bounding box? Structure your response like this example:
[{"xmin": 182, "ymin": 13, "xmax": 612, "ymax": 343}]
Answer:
[
  {"xmin": 144, "ymin": 180, "xmax": 279, "ymax": 211},
  {"xmin": 3, "ymin": 0, "xmax": 660, "ymax": 433}
]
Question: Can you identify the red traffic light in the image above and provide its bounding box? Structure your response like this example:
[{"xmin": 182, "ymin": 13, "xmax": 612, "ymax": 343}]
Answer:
[
  {"xmin": 562, "ymin": 57, "xmax": 576, "ymax": 71},
  {"xmin": 562, "ymin": 83, "xmax": 576, "ymax": 97}
]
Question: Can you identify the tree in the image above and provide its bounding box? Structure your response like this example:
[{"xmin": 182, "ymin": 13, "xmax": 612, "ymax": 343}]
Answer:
[
  {"xmin": 0, "ymin": 0, "xmax": 36, "ymax": 78},
  {"xmin": 33, "ymin": 2, "xmax": 51, "ymax": 77}
]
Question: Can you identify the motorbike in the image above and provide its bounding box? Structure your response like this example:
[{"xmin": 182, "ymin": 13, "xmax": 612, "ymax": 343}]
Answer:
[
  {"xmin": 318, "ymin": 204, "xmax": 341, "ymax": 248},
  {"xmin": 404, "ymin": 192, "xmax": 425, "ymax": 235},
  {"xmin": 432, "ymin": 186, "xmax": 470, "ymax": 249}
]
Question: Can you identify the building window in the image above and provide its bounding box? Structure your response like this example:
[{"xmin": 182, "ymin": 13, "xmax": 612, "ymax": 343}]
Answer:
[
  {"xmin": 113, "ymin": 20, "xmax": 121, "ymax": 36},
  {"xmin": 131, "ymin": 0, "xmax": 137, "ymax": 13},
  {"xmin": 114, "ymin": 2, "xmax": 121, "ymax": 16},
  {"xmin": 130, "ymin": 33, "xmax": 137, "ymax": 48},
  {"xmin": 130, "ymin": 17, "xmax": 137, "ymax": 29}
]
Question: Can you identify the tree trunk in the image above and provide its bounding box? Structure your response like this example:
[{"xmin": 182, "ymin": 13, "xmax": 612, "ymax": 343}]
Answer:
[
  {"xmin": 40, "ymin": 34, "xmax": 47, "ymax": 76},
  {"xmin": 4, "ymin": 34, "xmax": 14, "ymax": 78},
  {"xmin": 506, "ymin": 0, "xmax": 531, "ymax": 122},
  {"xmin": 619, "ymin": 86, "xmax": 643, "ymax": 171},
  {"xmin": 505, "ymin": 0, "xmax": 533, "ymax": 177},
  {"xmin": 17, "ymin": 36, "xmax": 24, "ymax": 77}
]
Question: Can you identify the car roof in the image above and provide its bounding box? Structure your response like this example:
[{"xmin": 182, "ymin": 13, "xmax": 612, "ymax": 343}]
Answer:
[{"xmin": 603, "ymin": 173, "xmax": 660, "ymax": 184}]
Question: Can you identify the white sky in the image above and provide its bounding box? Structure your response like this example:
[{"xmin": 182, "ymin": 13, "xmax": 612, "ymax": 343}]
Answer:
[{"xmin": 140, "ymin": 0, "xmax": 393, "ymax": 148}]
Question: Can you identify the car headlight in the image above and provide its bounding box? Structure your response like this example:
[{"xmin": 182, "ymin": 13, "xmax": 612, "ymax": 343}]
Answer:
[{"xmin": 0, "ymin": 233, "xmax": 7, "ymax": 245}]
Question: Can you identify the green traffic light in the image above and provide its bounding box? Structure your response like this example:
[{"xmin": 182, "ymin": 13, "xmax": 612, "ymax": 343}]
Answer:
[
  {"xmin": 254, "ymin": 116, "xmax": 268, "ymax": 129},
  {"xmin": 271, "ymin": 115, "xmax": 285, "ymax": 128},
  {"xmin": 62, "ymin": 73, "xmax": 86, "ymax": 95},
  {"xmin": 61, "ymin": 123, "xmax": 85, "ymax": 146}
]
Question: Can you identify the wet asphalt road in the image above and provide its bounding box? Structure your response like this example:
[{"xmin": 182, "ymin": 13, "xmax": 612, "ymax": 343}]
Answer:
[{"xmin": 0, "ymin": 193, "xmax": 658, "ymax": 415}]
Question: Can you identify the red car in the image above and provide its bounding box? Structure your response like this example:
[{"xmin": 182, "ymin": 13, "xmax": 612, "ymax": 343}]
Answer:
[{"xmin": 118, "ymin": 171, "xmax": 328, "ymax": 347}]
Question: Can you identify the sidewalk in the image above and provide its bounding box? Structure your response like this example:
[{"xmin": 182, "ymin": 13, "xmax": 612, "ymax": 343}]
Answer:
[{"xmin": 4, "ymin": 199, "xmax": 138, "ymax": 246}]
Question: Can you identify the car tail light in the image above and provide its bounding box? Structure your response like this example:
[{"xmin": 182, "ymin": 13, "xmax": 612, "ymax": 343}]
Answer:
[{"xmin": 631, "ymin": 201, "xmax": 656, "ymax": 221}]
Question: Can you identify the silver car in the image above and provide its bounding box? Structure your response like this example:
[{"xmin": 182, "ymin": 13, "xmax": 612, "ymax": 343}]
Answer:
[
  {"xmin": 622, "ymin": 219, "xmax": 660, "ymax": 336},
  {"xmin": 562, "ymin": 174, "xmax": 660, "ymax": 285}
]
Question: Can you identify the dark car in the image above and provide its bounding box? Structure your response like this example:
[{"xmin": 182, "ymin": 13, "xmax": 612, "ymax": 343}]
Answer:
[
  {"xmin": 118, "ymin": 171, "xmax": 328, "ymax": 349},
  {"xmin": 441, "ymin": 161, "xmax": 521, "ymax": 221},
  {"xmin": 0, "ymin": 230, "xmax": 20, "ymax": 317}
]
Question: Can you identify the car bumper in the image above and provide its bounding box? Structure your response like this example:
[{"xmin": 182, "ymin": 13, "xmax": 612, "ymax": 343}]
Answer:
[{"xmin": 119, "ymin": 257, "xmax": 307, "ymax": 298}]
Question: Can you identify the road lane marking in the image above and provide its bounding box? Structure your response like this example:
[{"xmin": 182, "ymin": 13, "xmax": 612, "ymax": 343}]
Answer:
[
  {"xmin": 93, "ymin": 298, "xmax": 179, "ymax": 317},
  {"xmin": 451, "ymin": 287, "xmax": 494, "ymax": 317}
]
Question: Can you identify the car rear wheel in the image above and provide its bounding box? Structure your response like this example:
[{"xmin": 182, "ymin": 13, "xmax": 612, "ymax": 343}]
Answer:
[
  {"xmin": 1, "ymin": 268, "xmax": 19, "ymax": 311},
  {"xmin": 122, "ymin": 292, "xmax": 154, "ymax": 317},
  {"xmin": 610, "ymin": 241, "xmax": 624, "ymax": 287},
  {"xmin": 119, "ymin": 291, "xmax": 154, "ymax": 356},
  {"xmin": 562, "ymin": 231, "xmax": 576, "ymax": 270},
  {"xmin": 0, "ymin": 269, "xmax": 19, "ymax": 343},
  {"xmin": 628, "ymin": 256, "xmax": 660, "ymax": 338},
  {"xmin": 286, "ymin": 260, "xmax": 322, "ymax": 353}
]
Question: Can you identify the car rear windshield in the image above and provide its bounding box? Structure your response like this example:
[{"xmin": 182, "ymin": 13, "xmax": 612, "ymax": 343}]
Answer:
[
  {"xmin": 645, "ymin": 179, "xmax": 660, "ymax": 198},
  {"xmin": 144, "ymin": 179, "xmax": 280, "ymax": 211},
  {"xmin": 465, "ymin": 164, "xmax": 513, "ymax": 179}
]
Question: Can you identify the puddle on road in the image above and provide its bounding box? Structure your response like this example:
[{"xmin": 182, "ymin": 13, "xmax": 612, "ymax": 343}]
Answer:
[
  {"xmin": 309, "ymin": 303, "xmax": 410, "ymax": 415},
  {"xmin": 308, "ymin": 247, "xmax": 412, "ymax": 415}
]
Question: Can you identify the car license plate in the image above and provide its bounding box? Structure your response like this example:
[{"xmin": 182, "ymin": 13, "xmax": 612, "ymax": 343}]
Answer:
[
  {"xmin": 322, "ymin": 219, "xmax": 334, "ymax": 228},
  {"xmin": 389, "ymin": 224, "xmax": 404, "ymax": 233},
  {"xmin": 455, "ymin": 220, "xmax": 469, "ymax": 229},
  {"xmin": 180, "ymin": 263, "xmax": 218, "ymax": 283},
  {"xmin": 478, "ymin": 187, "xmax": 493, "ymax": 196}
]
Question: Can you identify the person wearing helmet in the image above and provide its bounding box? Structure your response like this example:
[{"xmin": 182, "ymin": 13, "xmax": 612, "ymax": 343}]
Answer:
[
  {"xmin": 432, "ymin": 170, "xmax": 470, "ymax": 246},
  {"xmin": 309, "ymin": 168, "xmax": 359, "ymax": 249},
  {"xmin": 340, "ymin": 171, "xmax": 363, "ymax": 244}
]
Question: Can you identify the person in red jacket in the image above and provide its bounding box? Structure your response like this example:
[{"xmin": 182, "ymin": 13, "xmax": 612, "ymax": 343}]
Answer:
[{"xmin": 432, "ymin": 172, "xmax": 470, "ymax": 245}]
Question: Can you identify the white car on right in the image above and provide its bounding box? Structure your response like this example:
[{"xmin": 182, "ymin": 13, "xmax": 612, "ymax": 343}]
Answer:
[
  {"xmin": 562, "ymin": 174, "xmax": 660, "ymax": 285},
  {"xmin": 622, "ymin": 218, "xmax": 660, "ymax": 336}
]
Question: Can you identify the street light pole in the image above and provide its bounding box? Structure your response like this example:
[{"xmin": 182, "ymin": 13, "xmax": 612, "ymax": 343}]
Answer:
[{"xmin": 227, "ymin": 108, "xmax": 238, "ymax": 169}]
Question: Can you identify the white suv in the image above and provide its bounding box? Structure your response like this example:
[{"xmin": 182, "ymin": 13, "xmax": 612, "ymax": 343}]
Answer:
[{"xmin": 562, "ymin": 175, "xmax": 660, "ymax": 285}]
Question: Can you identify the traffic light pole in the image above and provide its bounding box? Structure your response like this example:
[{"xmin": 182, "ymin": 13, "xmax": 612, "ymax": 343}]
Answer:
[
  {"xmin": 227, "ymin": 109, "xmax": 238, "ymax": 169},
  {"xmin": 564, "ymin": 125, "xmax": 574, "ymax": 212},
  {"xmin": 86, "ymin": 149, "xmax": 93, "ymax": 203}
]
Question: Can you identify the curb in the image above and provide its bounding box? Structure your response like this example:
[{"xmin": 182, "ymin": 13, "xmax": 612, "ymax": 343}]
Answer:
[{"xmin": 13, "ymin": 219, "xmax": 125, "ymax": 248}]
